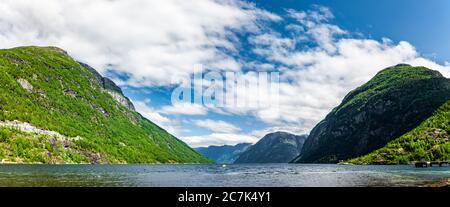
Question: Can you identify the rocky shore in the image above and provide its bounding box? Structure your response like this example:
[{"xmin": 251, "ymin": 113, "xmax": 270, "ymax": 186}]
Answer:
[{"xmin": 426, "ymin": 177, "xmax": 450, "ymax": 187}]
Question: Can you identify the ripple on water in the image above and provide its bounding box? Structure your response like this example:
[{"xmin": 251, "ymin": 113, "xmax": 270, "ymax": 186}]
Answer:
[{"xmin": 0, "ymin": 164, "xmax": 449, "ymax": 187}]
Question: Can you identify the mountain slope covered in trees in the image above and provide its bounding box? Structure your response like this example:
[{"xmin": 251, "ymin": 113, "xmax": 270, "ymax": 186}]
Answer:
[
  {"xmin": 0, "ymin": 46, "xmax": 209, "ymax": 164},
  {"xmin": 293, "ymin": 64, "xmax": 450, "ymax": 163}
]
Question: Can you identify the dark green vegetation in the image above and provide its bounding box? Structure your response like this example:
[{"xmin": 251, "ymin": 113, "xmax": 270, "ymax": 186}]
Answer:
[
  {"xmin": 346, "ymin": 100, "xmax": 450, "ymax": 164},
  {"xmin": 235, "ymin": 132, "xmax": 307, "ymax": 163},
  {"xmin": 195, "ymin": 143, "xmax": 252, "ymax": 164},
  {"xmin": 0, "ymin": 46, "xmax": 210, "ymax": 164},
  {"xmin": 293, "ymin": 64, "xmax": 450, "ymax": 163}
]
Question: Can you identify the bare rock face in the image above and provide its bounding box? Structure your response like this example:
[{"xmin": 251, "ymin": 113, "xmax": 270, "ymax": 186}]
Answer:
[
  {"xmin": 107, "ymin": 90, "xmax": 135, "ymax": 110},
  {"xmin": 78, "ymin": 62, "xmax": 135, "ymax": 111},
  {"xmin": 0, "ymin": 120, "xmax": 81, "ymax": 142},
  {"xmin": 64, "ymin": 89, "xmax": 77, "ymax": 97},
  {"xmin": 92, "ymin": 104, "xmax": 110, "ymax": 117},
  {"xmin": 17, "ymin": 78, "xmax": 33, "ymax": 93}
]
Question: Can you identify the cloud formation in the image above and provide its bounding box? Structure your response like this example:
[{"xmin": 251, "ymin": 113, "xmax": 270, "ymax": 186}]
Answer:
[
  {"xmin": 160, "ymin": 102, "xmax": 208, "ymax": 116},
  {"xmin": 0, "ymin": 0, "xmax": 279, "ymax": 86},
  {"xmin": 2, "ymin": 1, "xmax": 450, "ymax": 147},
  {"xmin": 133, "ymin": 100, "xmax": 185, "ymax": 135},
  {"xmin": 193, "ymin": 119, "xmax": 241, "ymax": 133},
  {"xmin": 181, "ymin": 133, "xmax": 257, "ymax": 148},
  {"xmin": 217, "ymin": 6, "xmax": 450, "ymax": 133}
]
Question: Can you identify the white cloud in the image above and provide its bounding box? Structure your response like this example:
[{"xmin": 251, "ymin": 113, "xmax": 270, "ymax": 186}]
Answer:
[
  {"xmin": 3, "ymin": 2, "xmax": 450, "ymax": 147},
  {"xmin": 223, "ymin": 6, "xmax": 450, "ymax": 134},
  {"xmin": 0, "ymin": 0, "xmax": 280, "ymax": 86},
  {"xmin": 249, "ymin": 126, "xmax": 307, "ymax": 140},
  {"xmin": 193, "ymin": 119, "xmax": 241, "ymax": 133},
  {"xmin": 160, "ymin": 102, "xmax": 208, "ymax": 115},
  {"xmin": 129, "ymin": 6, "xmax": 450, "ymax": 146},
  {"xmin": 181, "ymin": 133, "xmax": 258, "ymax": 148},
  {"xmin": 134, "ymin": 100, "xmax": 185, "ymax": 136},
  {"xmin": 182, "ymin": 125, "xmax": 308, "ymax": 148},
  {"xmin": 287, "ymin": 7, "xmax": 346, "ymax": 53}
]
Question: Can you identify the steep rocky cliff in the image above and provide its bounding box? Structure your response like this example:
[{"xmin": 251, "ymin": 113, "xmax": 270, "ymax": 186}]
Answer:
[
  {"xmin": 346, "ymin": 100, "xmax": 450, "ymax": 164},
  {"xmin": 293, "ymin": 64, "xmax": 450, "ymax": 163}
]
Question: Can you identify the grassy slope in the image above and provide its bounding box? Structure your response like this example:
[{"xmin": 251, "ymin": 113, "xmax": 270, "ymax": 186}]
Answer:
[
  {"xmin": 0, "ymin": 46, "xmax": 210, "ymax": 164},
  {"xmin": 346, "ymin": 100, "xmax": 450, "ymax": 164}
]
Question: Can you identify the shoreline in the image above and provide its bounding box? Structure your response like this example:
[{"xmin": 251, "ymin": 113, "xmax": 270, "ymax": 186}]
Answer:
[{"xmin": 426, "ymin": 177, "xmax": 450, "ymax": 187}]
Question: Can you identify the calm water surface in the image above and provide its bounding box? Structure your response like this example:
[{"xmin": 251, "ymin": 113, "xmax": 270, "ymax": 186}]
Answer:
[{"xmin": 0, "ymin": 164, "xmax": 448, "ymax": 187}]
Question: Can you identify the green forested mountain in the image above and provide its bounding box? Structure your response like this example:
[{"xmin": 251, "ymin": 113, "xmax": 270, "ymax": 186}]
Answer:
[
  {"xmin": 346, "ymin": 100, "xmax": 450, "ymax": 164},
  {"xmin": 293, "ymin": 64, "xmax": 450, "ymax": 163},
  {"xmin": 0, "ymin": 46, "xmax": 210, "ymax": 164},
  {"xmin": 235, "ymin": 132, "xmax": 307, "ymax": 163}
]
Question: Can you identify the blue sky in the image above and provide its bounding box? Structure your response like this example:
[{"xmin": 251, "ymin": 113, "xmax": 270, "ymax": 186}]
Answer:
[
  {"xmin": 1, "ymin": 0, "xmax": 450, "ymax": 147},
  {"xmin": 125, "ymin": 0, "xmax": 450, "ymax": 147},
  {"xmin": 255, "ymin": 0, "xmax": 450, "ymax": 63}
]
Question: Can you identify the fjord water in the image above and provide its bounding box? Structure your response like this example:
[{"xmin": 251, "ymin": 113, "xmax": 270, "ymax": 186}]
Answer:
[{"xmin": 0, "ymin": 164, "xmax": 448, "ymax": 187}]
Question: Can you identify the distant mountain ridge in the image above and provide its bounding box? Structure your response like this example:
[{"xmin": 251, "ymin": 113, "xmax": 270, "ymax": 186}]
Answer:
[
  {"xmin": 235, "ymin": 132, "xmax": 307, "ymax": 163},
  {"xmin": 195, "ymin": 143, "xmax": 252, "ymax": 164}
]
